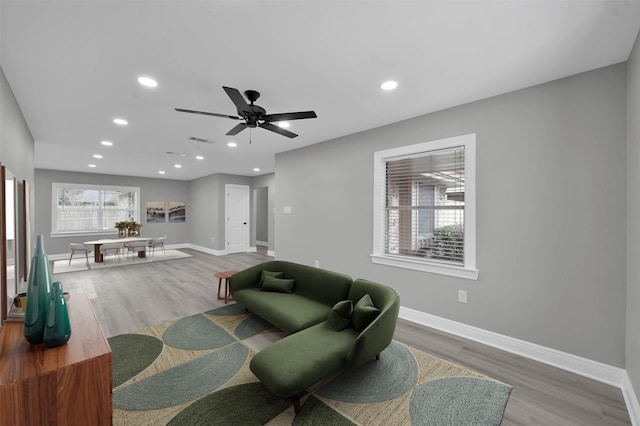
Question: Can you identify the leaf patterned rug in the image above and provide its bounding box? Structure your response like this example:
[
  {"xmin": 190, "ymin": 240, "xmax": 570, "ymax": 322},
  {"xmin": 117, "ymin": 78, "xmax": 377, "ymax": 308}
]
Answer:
[{"xmin": 110, "ymin": 304, "xmax": 511, "ymax": 425}]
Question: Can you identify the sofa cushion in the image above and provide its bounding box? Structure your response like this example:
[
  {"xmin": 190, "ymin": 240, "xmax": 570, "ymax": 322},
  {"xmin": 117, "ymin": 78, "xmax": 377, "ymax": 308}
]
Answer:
[
  {"xmin": 233, "ymin": 288, "xmax": 332, "ymax": 333},
  {"xmin": 352, "ymin": 294, "xmax": 380, "ymax": 331},
  {"xmin": 250, "ymin": 321, "xmax": 358, "ymax": 398},
  {"xmin": 257, "ymin": 270, "xmax": 284, "ymax": 288},
  {"xmin": 327, "ymin": 300, "xmax": 353, "ymax": 331},
  {"xmin": 261, "ymin": 275, "xmax": 295, "ymax": 293}
]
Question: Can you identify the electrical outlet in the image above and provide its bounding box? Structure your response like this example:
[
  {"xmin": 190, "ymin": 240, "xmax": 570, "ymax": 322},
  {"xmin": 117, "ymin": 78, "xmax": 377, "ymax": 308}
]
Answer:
[
  {"xmin": 458, "ymin": 290, "xmax": 468, "ymax": 304},
  {"xmin": 315, "ymin": 260, "xmax": 320, "ymax": 268}
]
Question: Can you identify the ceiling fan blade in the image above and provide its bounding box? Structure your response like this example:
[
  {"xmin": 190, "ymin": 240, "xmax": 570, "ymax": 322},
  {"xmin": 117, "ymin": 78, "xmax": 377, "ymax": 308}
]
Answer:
[
  {"xmin": 223, "ymin": 86, "xmax": 251, "ymax": 114},
  {"xmin": 226, "ymin": 123, "xmax": 248, "ymax": 136},
  {"xmin": 259, "ymin": 122, "xmax": 298, "ymax": 138},
  {"xmin": 263, "ymin": 111, "xmax": 317, "ymax": 122},
  {"xmin": 175, "ymin": 108, "xmax": 240, "ymax": 120}
]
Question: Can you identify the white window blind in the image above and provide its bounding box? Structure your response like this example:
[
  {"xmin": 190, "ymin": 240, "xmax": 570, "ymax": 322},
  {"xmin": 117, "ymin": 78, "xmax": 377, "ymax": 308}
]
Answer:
[
  {"xmin": 51, "ymin": 183, "xmax": 140, "ymax": 236},
  {"xmin": 385, "ymin": 146, "xmax": 465, "ymax": 265},
  {"xmin": 371, "ymin": 133, "xmax": 477, "ymax": 280}
]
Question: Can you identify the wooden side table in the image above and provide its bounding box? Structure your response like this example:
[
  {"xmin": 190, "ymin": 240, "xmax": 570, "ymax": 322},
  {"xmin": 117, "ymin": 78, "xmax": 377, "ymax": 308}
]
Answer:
[{"xmin": 215, "ymin": 270, "xmax": 237, "ymax": 304}]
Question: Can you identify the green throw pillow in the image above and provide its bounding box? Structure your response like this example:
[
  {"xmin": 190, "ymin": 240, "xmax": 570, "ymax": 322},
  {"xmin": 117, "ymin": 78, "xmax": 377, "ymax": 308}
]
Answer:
[
  {"xmin": 257, "ymin": 270, "xmax": 284, "ymax": 288},
  {"xmin": 327, "ymin": 300, "xmax": 353, "ymax": 331},
  {"xmin": 261, "ymin": 275, "xmax": 296, "ymax": 293},
  {"xmin": 352, "ymin": 294, "xmax": 380, "ymax": 331}
]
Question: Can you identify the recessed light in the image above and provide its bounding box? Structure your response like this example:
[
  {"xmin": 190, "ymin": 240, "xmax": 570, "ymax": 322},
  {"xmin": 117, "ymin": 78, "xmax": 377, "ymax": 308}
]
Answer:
[
  {"xmin": 227, "ymin": 142, "xmax": 237, "ymax": 148},
  {"xmin": 196, "ymin": 155, "xmax": 204, "ymax": 160},
  {"xmin": 101, "ymin": 140, "xmax": 113, "ymax": 146},
  {"xmin": 174, "ymin": 164, "xmax": 182, "ymax": 168},
  {"xmin": 88, "ymin": 164, "xmax": 96, "ymax": 168},
  {"xmin": 159, "ymin": 171, "xmax": 166, "ymax": 175},
  {"xmin": 137, "ymin": 76, "xmax": 158, "ymax": 88},
  {"xmin": 113, "ymin": 118, "xmax": 128, "ymax": 126},
  {"xmin": 93, "ymin": 154, "xmax": 103, "ymax": 159},
  {"xmin": 253, "ymin": 168, "xmax": 260, "ymax": 172},
  {"xmin": 380, "ymin": 80, "xmax": 398, "ymax": 91},
  {"xmin": 277, "ymin": 122, "xmax": 290, "ymax": 128}
]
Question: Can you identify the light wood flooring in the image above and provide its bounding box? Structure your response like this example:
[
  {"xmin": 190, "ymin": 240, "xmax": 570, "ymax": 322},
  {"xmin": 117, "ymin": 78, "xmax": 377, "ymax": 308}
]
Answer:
[{"xmin": 54, "ymin": 247, "xmax": 632, "ymax": 425}]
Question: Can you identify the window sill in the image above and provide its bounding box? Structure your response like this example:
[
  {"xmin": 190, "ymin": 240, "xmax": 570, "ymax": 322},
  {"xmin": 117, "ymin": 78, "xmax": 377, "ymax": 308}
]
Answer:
[{"xmin": 370, "ymin": 254, "xmax": 478, "ymax": 280}]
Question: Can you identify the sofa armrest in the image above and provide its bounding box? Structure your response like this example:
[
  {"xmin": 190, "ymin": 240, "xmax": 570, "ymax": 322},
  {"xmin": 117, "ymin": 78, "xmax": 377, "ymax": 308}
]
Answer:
[
  {"xmin": 229, "ymin": 262, "xmax": 276, "ymax": 294},
  {"xmin": 343, "ymin": 283, "xmax": 400, "ymax": 370}
]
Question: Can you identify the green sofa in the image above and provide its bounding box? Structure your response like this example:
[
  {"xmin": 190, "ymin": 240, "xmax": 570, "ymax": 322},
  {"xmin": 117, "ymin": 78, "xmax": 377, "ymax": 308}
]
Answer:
[{"xmin": 229, "ymin": 261, "xmax": 400, "ymax": 414}]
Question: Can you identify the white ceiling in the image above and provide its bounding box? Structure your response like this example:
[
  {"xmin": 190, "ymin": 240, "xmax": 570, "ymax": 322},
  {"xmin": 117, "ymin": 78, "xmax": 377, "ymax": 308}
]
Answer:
[{"xmin": 1, "ymin": 1, "xmax": 639, "ymax": 181}]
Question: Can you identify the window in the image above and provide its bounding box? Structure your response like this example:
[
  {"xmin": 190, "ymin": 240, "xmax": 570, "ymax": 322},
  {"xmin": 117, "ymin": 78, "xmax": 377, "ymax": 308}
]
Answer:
[
  {"xmin": 371, "ymin": 134, "xmax": 477, "ymax": 280},
  {"xmin": 51, "ymin": 183, "xmax": 140, "ymax": 237}
]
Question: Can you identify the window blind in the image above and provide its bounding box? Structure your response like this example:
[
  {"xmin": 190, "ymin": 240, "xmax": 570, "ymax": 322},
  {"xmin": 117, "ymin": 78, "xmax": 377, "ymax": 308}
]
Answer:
[{"xmin": 384, "ymin": 146, "xmax": 465, "ymax": 264}]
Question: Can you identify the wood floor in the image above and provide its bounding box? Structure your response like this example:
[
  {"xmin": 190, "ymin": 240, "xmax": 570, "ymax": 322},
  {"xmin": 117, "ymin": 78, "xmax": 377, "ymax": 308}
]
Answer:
[{"xmin": 55, "ymin": 247, "xmax": 632, "ymax": 425}]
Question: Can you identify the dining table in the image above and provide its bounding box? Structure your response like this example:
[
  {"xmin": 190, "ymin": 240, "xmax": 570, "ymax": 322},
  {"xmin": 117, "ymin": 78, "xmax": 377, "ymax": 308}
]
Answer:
[{"xmin": 84, "ymin": 237, "xmax": 154, "ymax": 262}]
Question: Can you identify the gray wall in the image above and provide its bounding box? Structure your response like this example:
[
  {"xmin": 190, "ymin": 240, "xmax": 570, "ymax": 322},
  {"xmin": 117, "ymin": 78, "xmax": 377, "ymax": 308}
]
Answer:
[
  {"xmin": 34, "ymin": 169, "xmax": 190, "ymax": 254},
  {"xmin": 0, "ymin": 65, "xmax": 34, "ymax": 288},
  {"xmin": 627, "ymin": 30, "xmax": 640, "ymax": 396},
  {"xmin": 275, "ymin": 63, "xmax": 627, "ymax": 367},
  {"xmin": 252, "ymin": 173, "xmax": 275, "ymax": 252},
  {"xmin": 255, "ymin": 187, "xmax": 268, "ymax": 243}
]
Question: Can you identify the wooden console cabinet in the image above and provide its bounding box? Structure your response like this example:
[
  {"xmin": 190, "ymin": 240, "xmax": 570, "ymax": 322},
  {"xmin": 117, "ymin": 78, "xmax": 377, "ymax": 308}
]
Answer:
[{"xmin": 0, "ymin": 294, "xmax": 112, "ymax": 425}]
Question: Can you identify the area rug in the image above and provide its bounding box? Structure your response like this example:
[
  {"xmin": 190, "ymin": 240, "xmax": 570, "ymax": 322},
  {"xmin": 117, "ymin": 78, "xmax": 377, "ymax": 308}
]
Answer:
[
  {"xmin": 52, "ymin": 249, "xmax": 192, "ymax": 273},
  {"xmin": 109, "ymin": 305, "xmax": 511, "ymax": 425}
]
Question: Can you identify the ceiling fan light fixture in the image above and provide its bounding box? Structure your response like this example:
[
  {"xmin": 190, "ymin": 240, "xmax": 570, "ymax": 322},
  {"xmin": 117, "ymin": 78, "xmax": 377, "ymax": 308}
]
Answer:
[
  {"xmin": 227, "ymin": 142, "xmax": 237, "ymax": 148},
  {"xmin": 277, "ymin": 122, "xmax": 290, "ymax": 128},
  {"xmin": 137, "ymin": 76, "xmax": 158, "ymax": 88},
  {"xmin": 113, "ymin": 118, "xmax": 128, "ymax": 126},
  {"xmin": 381, "ymin": 80, "xmax": 398, "ymax": 91}
]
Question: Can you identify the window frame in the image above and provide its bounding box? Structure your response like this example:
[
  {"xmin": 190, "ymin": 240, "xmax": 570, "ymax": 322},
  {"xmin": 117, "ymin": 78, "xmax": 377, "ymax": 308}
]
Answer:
[
  {"xmin": 50, "ymin": 182, "xmax": 141, "ymax": 238},
  {"xmin": 371, "ymin": 133, "xmax": 478, "ymax": 280}
]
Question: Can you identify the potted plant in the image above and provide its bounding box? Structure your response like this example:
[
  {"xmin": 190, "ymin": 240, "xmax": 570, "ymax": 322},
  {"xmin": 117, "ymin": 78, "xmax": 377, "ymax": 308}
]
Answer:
[
  {"xmin": 114, "ymin": 221, "xmax": 128, "ymax": 238},
  {"xmin": 127, "ymin": 221, "xmax": 142, "ymax": 237}
]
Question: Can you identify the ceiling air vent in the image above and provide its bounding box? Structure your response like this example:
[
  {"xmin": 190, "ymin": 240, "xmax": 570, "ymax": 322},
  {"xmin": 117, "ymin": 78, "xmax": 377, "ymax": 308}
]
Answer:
[{"xmin": 188, "ymin": 136, "xmax": 214, "ymax": 144}]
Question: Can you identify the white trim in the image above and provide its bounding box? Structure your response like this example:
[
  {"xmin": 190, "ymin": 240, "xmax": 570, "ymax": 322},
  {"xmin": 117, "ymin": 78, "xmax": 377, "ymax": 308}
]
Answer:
[
  {"xmin": 247, "ymin": 246, "xmax": 257, "ymax": 253},
  {"xmin": 187, "ymin": 243, "xmax": 228, "ymax": 256},
  {"xmin": 256, "ymin": 240, "xmax": 268, "ymax": 246},
  {"xmin": 372, "ymin": 133, "xmax": 476, "ymax": 279},
  {"xmin": 371, "ymin": 253, "xmax": 478, "ymax": 280},
  {"xmin": 399, "ymin": 306, "xmax": 626, "ymax": 388},
  {"xmin": 267, "ymin": 250, "xmax": 275, "ymax": 257},
  {"xmin": 623, "ymin": 372, "xmax": 640, "ymax": 426}
]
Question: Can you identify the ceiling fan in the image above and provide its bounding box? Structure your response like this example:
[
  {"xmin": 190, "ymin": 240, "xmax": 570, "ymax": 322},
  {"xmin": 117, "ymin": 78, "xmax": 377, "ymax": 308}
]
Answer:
[{"xmin": 175, "ymin": 86, "xmax": 317, "ymax": 139}]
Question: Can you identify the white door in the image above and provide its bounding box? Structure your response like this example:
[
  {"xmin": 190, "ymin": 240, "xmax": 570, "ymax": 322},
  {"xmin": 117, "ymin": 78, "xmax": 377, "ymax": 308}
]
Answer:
[{"xmin": 226, "ymin": 184, "xmax": 250, "ymax": 254}]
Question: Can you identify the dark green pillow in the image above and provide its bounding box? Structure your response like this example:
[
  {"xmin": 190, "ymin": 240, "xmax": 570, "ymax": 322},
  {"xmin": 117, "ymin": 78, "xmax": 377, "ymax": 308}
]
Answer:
[
  {"xmin": 261, "ymin": 275, "xmax": 295, "ymax": 293},
  {"xmin": 352, "ymin": 294, "xmax": 380, "ymax": 331},
  {"xmin": 257, "ymin": 270, "xmax": 284, "ymax": 288},
  {"xmin": 327, "ymin": 300, "xmax": 353, "ymax": 331}
]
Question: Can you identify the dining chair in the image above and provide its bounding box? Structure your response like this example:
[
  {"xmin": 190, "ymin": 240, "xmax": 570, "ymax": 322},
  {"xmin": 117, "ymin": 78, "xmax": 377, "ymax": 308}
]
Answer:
[
  {"xmin": 126, "ymin": 240, "xmax": 149, "ymax": 261},
  {"xmin": 148, "ymin": 236, "xmax": 166, "ymax": 257},
  {"xmin": 99, "ymin": 242, "xmax": 123, "ymax": 264},
  {"xmin": 68, "ymin": 243, "xmax": 92, "ymax": 265}
]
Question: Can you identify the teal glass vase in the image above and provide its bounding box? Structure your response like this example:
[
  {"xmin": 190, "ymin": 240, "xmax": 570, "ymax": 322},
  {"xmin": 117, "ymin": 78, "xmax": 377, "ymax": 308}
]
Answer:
[
  {"xmin": 43, "ymin": 281, "xmax": 71, "ymax": 347},
  {"xmin": 24, "ymin": 235, "xmax": 53, "ymax": 344}
]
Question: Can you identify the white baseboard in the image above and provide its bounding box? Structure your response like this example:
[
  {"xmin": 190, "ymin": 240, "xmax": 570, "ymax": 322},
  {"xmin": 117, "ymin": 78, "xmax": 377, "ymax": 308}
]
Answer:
[
  {"xmin": 267, "ymin": 250, "xmax": 275, "ymax": 257},
  {"xmin": 247, "ymin": 246, "xmax": 257, "ymax": 253},
  {"xmin": 399, "ymin": 306, "xmax": 627, "ymax": 389},
  {"xmin": 256, "ymin": 240, "xmax": 268, "ymax": 246},
  {"xmin": 623, "ymin": 372, "xmax": 640, "ymax": 426},
  {"xmin": 187, "ymin": 243, "xmax": 227, "ymax": 256}
]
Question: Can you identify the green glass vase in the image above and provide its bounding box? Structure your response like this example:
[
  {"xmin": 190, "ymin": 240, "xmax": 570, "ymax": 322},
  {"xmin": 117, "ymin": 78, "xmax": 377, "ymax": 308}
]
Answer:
[
  {"xmin": 43, "ymin": 281, "xmax": 71, "ymax": 347},
  {"xmin": 24, "ymin": 235, "xmax": 53, "ymax": 344}
]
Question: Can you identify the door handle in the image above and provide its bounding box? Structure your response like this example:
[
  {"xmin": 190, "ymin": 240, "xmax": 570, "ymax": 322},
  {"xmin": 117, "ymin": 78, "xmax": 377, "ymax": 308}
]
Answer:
[{"xmin": 243, "ymin": 222, "xmax": 247, "ymax": 225}]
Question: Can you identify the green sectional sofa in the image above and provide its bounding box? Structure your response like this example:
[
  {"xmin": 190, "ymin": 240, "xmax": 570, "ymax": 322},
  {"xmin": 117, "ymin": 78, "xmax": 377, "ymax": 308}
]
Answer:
[{"xmin": 229, "ymin": 261, "xmax": 400, "ymax": 414}]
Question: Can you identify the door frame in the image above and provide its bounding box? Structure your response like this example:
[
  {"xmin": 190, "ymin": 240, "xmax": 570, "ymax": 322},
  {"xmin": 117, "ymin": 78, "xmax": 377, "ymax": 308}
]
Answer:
[{"xmin": 225, "ymin": 184, "xmax": 250, "ymax": 254}]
